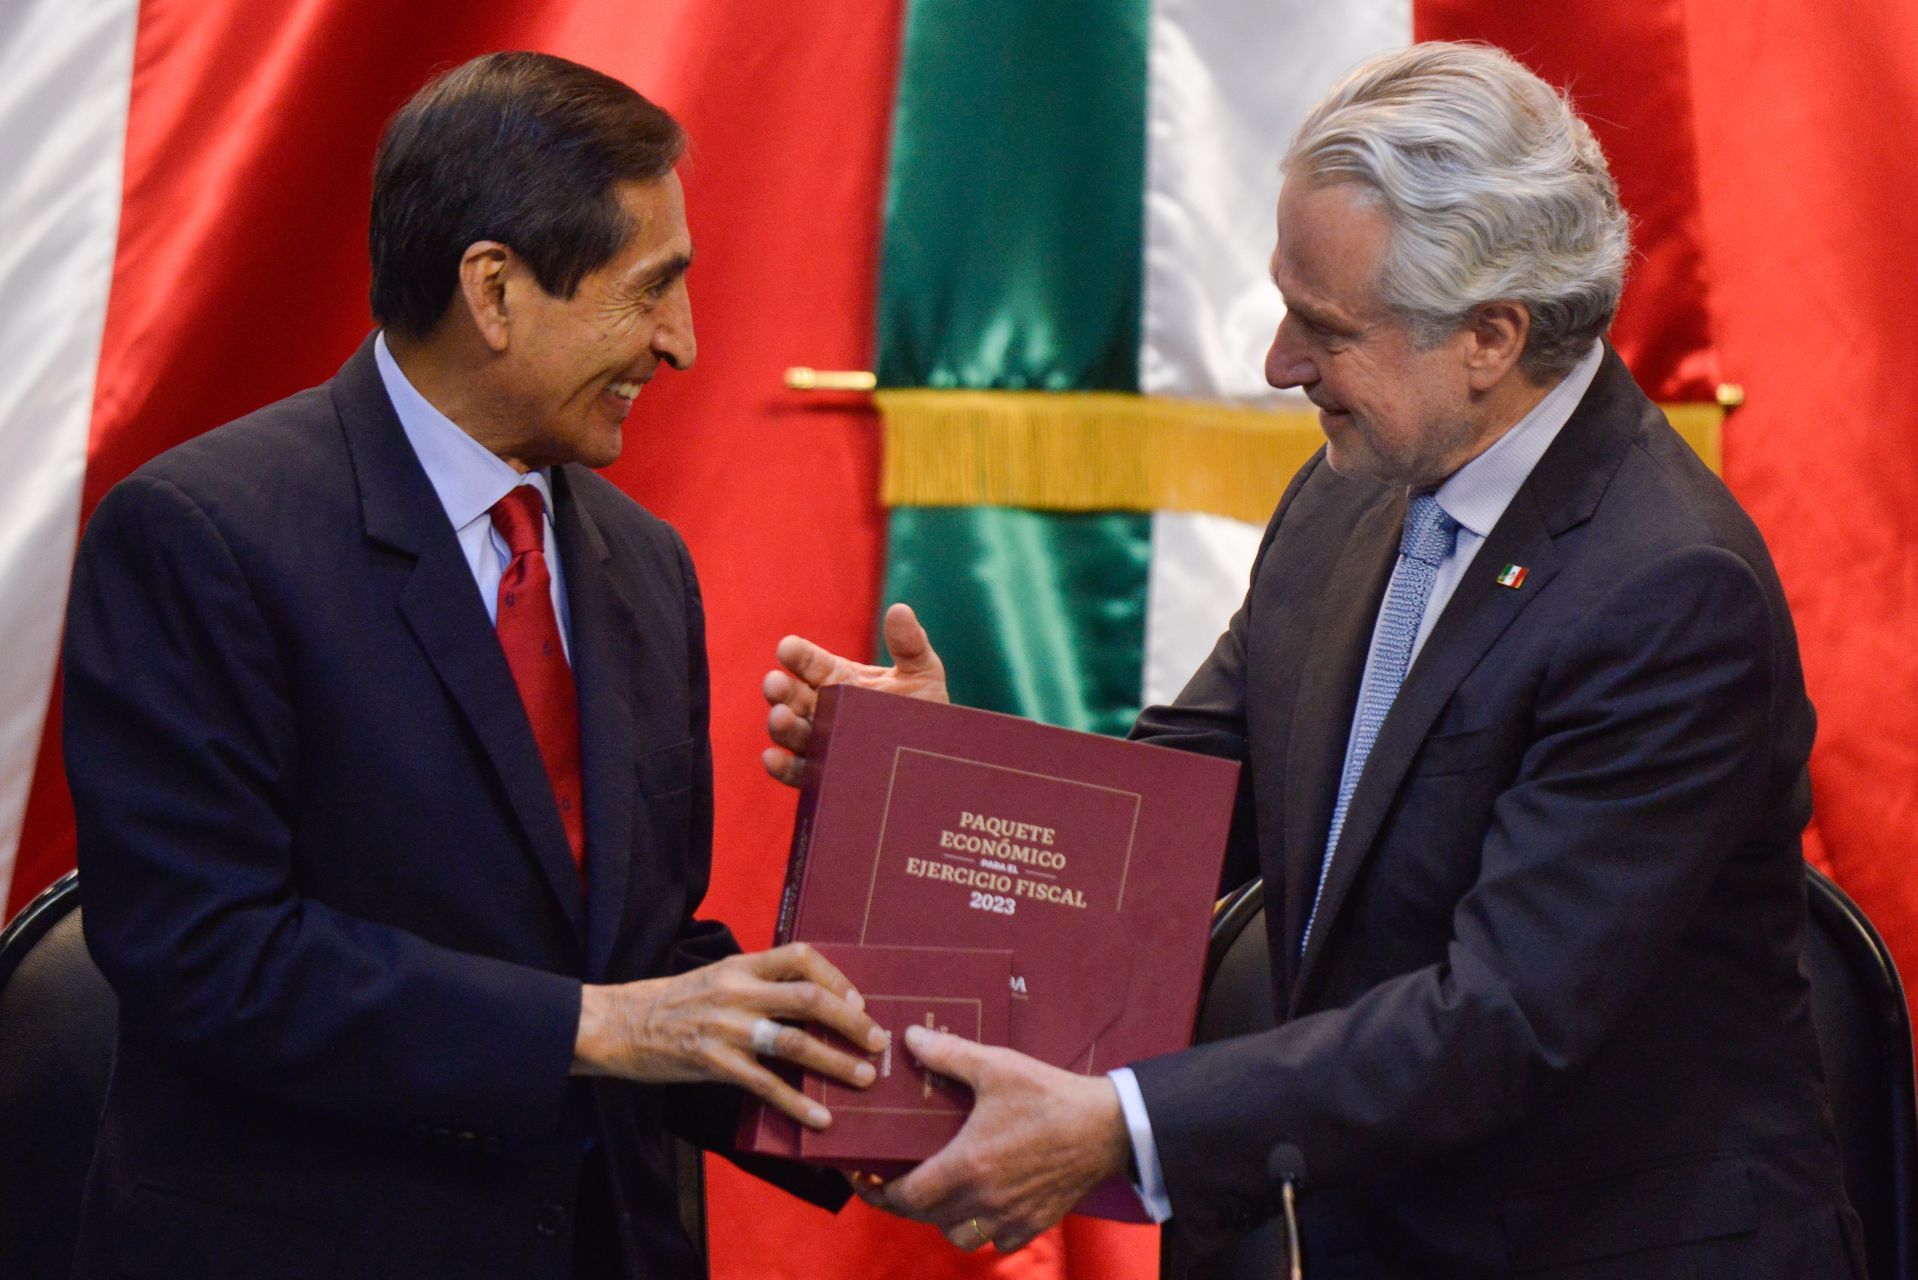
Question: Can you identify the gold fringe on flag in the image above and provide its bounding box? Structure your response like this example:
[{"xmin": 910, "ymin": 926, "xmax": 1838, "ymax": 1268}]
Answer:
[
  {"xmin": 1663, "ymin": 403, "xmax": 1724, "ymax": 475},
  {"xmin": 877, "ymin": 390, "xmax": 1724, "ymax": 524}
]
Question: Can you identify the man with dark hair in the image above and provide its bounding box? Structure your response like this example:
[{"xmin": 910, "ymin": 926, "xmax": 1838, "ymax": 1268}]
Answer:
[
  {"xmin": 369, "ymin": 52, "xmax": 689, "ymax": 342},
  {"xmin": 64, "ymin": 52, "xmax": 878, "ymax": 1279}
]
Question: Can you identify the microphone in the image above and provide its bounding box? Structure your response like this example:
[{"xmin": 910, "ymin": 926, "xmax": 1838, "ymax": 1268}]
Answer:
[{"xmin": 1267, "ymin": 1143, "xmax": 1306, "ymax": 1280}]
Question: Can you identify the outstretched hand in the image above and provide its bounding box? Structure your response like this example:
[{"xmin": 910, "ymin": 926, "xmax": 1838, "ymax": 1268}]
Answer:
[
  {"xmin": 762, "ymin": 602, "xmax": 950, "ymax": 786},
  {"xmin": 856, "ymin": 1025, "xmax": 1131, "ymax": 1252}
]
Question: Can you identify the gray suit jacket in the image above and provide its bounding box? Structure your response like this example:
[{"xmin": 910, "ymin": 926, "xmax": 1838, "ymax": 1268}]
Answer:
[{"xmin": 1132, "ymin": 349, "xmax": 1861, "ymax": 1278}]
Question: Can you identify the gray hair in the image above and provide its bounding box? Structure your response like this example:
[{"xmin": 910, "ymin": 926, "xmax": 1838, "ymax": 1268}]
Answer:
[{"xmin": 1283, "ymin": 42, "xmax": 1630, "ymax": 378}]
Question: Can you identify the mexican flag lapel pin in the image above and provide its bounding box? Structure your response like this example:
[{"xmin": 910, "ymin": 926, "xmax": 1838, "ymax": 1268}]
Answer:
[{"xmin": 1495, "ymin": 563, "xmax": 1529, "ymax": 589}]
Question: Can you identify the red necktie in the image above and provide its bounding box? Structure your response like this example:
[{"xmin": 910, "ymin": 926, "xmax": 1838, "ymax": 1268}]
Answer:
[{"xmin": 490, "ymin": 486, "xmax": 586, "ymax": 881}]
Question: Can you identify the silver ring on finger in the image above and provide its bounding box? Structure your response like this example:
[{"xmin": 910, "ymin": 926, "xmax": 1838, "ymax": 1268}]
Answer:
[{"xmin": 750, "ymin": 1016, "xmax": 784, "ymax": 1058}]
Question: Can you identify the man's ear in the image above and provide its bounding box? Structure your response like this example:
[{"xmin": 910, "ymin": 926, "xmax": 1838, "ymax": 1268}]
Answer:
[
  {"xmin": 456, "ymin": 242, "xmax": 514, "ymax": 353},
  {"xmin": 1463, "ymin": 299, "xmax": 1532, "ymax": 391}
]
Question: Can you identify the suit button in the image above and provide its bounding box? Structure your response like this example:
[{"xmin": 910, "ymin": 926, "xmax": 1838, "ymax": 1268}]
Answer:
[{"xmin": 535, "ymin": 1203, "xmax": 569, "ymax": 1237}]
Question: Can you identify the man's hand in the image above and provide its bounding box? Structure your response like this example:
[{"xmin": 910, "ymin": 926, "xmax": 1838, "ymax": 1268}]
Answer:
[
  {"xmin": 573, "ymin": 942, "xmax": 888, "ymax": 1131},
  {"xmin": 858, "ymin": 1025, "xmax": 1132, "ymax": 1252},
  {"xmin": 762, "ymin": 602, "xmax": 950, "ymax": 787}
]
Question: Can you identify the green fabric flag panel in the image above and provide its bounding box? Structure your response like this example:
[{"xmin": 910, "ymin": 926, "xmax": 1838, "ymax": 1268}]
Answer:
[
  {"xmin": 883, "ymin": 508, "xmax": 1151, "ymax": 735},
  {"xmin": 877, "ymin": 0, "xmax": 1149, "ymax": 393},
  {"xmin": 877, "ymin": 0, "xmax": 1155, "ymax": 733}
]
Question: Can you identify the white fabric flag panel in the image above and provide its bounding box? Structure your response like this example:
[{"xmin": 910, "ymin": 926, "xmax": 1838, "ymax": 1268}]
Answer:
[
  {"xmin": 1139, "ymin": 0, "xmax": 1410, "ymax": 709},
  {"xmin": 0, "ymin": 0, "xmax": 142, "ymax": 900}
]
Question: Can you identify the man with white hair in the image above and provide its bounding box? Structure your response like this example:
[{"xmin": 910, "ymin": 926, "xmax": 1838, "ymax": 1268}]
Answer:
[{"xmin": 762, "ymin": 41, "xmax": 1863, "ymax": 1278}]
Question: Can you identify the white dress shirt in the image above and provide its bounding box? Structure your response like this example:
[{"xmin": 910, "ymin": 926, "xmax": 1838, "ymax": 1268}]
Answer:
[
  {"xmin": 1110, "ymin": 340, "xmax": 1605, "ymax": 1222},
  {"xmin": 373, "ymin": 331, "xmax": 572, "ymax": 656}
]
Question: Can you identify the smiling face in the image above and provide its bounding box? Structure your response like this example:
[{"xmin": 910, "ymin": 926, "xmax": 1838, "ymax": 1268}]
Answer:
[
  {"xmin": 1264, "ymin": 178, "xmax": 1491, "ymax": 488},
  {"xmin": 489, "ymin": 173, "xmax": 695, "ymax": 470}
]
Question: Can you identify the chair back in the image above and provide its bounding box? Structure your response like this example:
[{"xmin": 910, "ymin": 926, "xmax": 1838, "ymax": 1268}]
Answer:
[
  {"xmin": 1802, "ymin": 867, "xmax": 1918, "ymax": 1280},
  {"xmin": 0, "ymin": 872, "xmax": 117, "ymax": 1279},
  {"xmin": 1165, "ymin": 879, "xmax": 1280, "ymax": 1280}
]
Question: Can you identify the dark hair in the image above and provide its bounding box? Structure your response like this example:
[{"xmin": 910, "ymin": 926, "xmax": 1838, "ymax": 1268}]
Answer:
[{"xmin": 370, "ymin": 52, "xmax": 685, "ymax": 336}]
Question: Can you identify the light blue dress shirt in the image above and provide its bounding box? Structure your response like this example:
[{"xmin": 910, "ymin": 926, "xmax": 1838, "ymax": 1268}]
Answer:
[
  {"xmin": 1110, "ymin": 341, "xmax": 1605, "ymax": 1222},
  {"xmin": 373, "ymin": 332, "xmax": 572, "ymax": 657}
]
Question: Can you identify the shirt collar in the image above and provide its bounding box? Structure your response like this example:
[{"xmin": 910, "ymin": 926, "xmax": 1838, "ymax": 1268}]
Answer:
[
  {"xmin": 1433, "ymin": 340, "xmax": 1605, "ymax": 538},
  {"xmin": 373, "ymin": 330, "xmax": 553, "ymax": 531}
]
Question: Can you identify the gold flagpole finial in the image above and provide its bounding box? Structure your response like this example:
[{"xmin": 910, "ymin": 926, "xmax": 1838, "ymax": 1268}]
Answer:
[
  {"xmin": 785, "ymin": 367, "xmax": 877, "ymax": 392},
  {"xmin": 1715, "ymin": 382, "xmax": 1745, "ymax": 408}
]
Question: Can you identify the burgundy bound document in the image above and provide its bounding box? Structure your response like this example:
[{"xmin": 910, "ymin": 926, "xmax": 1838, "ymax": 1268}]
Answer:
[{"xmin": 736, "ymin": 686, "xmax": 1239, "ymax": 1221}]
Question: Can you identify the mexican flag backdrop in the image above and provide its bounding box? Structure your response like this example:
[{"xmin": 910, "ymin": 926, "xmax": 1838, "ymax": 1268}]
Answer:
[{"xmin": 3, "ymin": 2, "xmax": 1914, "ymax": 1277}]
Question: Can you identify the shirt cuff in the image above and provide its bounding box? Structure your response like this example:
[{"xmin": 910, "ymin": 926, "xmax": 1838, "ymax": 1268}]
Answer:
[{"xmin": 1106, "ymin": 1066, "xmax": 1172, "ymax": 1223}]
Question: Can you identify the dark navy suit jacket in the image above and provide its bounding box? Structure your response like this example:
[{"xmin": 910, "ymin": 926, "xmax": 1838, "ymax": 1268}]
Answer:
[
  {"xmin": 1133, "ymin": 350, "xmax": 1863, "ymax": 1278},
  {"xmin": 63, "ymin": 337, "xmax": 835, "ymax": 1278}
]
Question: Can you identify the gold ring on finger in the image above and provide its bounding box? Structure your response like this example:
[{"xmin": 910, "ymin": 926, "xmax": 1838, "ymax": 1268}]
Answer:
[{"xmin": 967, "ymin": 1218, "xmax": 991, "ymax": 1249}]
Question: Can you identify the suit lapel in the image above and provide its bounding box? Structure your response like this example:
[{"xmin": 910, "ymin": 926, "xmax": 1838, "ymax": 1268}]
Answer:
[
  {"xmin": 1278, "ymin": 491, "xmax": 1402, "ymax": 991},
  {"xmin": 552, "ymin": 469, "xmax": 643, "ymax": 981},
  {"xmin": 1287, "ymin": 346, "xmax": 1647, "ymax": 1009},
  {"xmin": 332, "ymin": 338, "xmax": 585, "ymax": 939}
]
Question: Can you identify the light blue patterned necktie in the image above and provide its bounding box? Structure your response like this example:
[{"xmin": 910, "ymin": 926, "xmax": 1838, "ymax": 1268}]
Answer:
[{"xmin": 1302, "ymin": 493, "xmax": 1459, "ymax": 953}]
